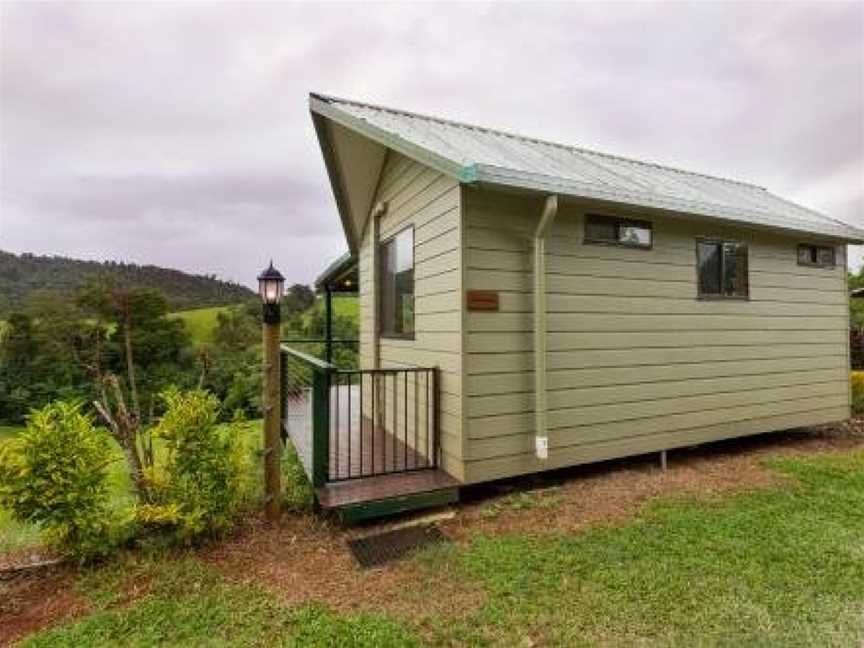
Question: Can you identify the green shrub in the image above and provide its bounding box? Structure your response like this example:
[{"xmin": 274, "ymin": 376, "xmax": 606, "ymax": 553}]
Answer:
[
  {"xmin": 851, "ymin": 371, "xmax": 864, "ymax": 415},
  {"xmin": 138, "ymin": 389, "xmax": 249, "ymax": 542},
  {"xmin": 0, "ymin": 401, "xmax": 118, "ymax": 560},
  {"xmin": 282, "ymin": 444, "xmax": 314, "ymax": 513}
]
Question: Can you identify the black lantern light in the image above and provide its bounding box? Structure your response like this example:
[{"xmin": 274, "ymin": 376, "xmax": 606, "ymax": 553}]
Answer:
[{"xmin": 258, "ymin": 260, "xmax": 285, "ymax": 324}]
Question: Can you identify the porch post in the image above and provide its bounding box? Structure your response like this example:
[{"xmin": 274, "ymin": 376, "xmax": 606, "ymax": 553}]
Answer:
[
  {"xmin": 369, "ymin": 204, "xmax": 383, "ymax": 370},
  {"xmin": 263, "ymin": 318, "xmax": 282, "ymax": 518},
  {"xmin": 257, "ymin": 261, "xmax": 285, "ymax": 522},
  {"xmin": 369, "ymin": 203, "xmax": 387, "ymax": 429},
  {"xmin": 311, "ymin": 366, "xmax": 331, "ymax": 488},
  {"xmin": 324, "ymin": 285, "xmax": 333, "ymax": 365}
]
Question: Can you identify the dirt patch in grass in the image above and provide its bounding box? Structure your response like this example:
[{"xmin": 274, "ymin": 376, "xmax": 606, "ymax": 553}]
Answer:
[
  {"xmin": 0, "ymin": 548, "xmax": 59, "ymax": 573},
  {"xmin": 203, "ymin": 513, "xmax": 485, "ymax": 624},
  {"xmin": 0, "ymin": 568, "xmax": 87, "ymax": 647},
  {"xmin": 446, "ymin": 420, "xmax": 864, "ymax": 538},
  {"xmin": 206, "ymin": 422, "xmax": 864, "ymax": 622}
]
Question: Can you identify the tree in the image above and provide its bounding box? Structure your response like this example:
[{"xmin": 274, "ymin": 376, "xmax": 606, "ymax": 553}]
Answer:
[
  {"xmin": 77, "ymin": 279, "xmax": 194, "ymax": 497},
  {"xmin": 0, "ymin": 313, "xmax": 39, "ymax": 422},
  {"xmin": 199, "ymin": 305, "xmax": 263, "ymax": 420},
  {"xmin": 0, "ymin": 250, "xmax": 255, "ymax": 319},
  {"xmin": 283, "ymin": 283, "xmax": 315, "ymax": 316},
  {"xmin": 212, "ymin": 306, "xmax": 259, "ymax": 352},
  {"xmin": 1, "ymin": 312, "xmax": 37, "ymax": 375},
  {"xmin": 850, "ymin": 269, "xmax": 864, "ymax": 329},
  {"xmin": 0, "ymin": 296, "xmax": 100, "ymax": 423},
  {"xmin": 78, "ymin": 280, "xmax": 194, "ymax": 414}
]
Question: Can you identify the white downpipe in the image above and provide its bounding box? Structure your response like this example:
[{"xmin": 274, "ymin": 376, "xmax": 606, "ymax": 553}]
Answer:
[{"xmin": 533, "ymin": 195, "xmax": 558, "ymax": 460}]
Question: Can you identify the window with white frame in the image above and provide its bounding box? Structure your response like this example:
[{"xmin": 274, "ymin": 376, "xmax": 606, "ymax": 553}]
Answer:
[{"xmin": 379, "ymin": 227, "xmax": 415, "ymax": 338}]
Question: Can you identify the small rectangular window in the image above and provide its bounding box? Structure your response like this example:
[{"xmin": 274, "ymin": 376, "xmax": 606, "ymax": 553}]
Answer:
[
  {"xmin": 379, "ymin": 227, "xmax": 415, "ymax": 338},
  {"xmin": 797, "ymin": 244, "xmax": 835, "ymax": 268},
  {"xmin": 584, "ymin": 215, "xmax": 652, "ymax": 248},
  {"xmin": 697, "ymin": 239, "xmax": 749, "ymax": 299}
]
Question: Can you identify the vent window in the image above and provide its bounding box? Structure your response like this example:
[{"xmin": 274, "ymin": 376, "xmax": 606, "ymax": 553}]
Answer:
[
  {"xmin": 797, "ymin": 244, "xmax": 835, "ymax": 268},
  {"xmin": 584, "ymin": 215, "xmax": 652, "ymax": 249}
]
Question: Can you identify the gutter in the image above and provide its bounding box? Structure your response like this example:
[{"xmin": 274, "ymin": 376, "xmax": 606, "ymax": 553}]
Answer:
[
  {"xmin": 533, "ymin": 194, "xmax": 558, "ymax": 460},
  {"xmin": 472, "ymin": 164, "xmax": 864, "ymax": 245}
]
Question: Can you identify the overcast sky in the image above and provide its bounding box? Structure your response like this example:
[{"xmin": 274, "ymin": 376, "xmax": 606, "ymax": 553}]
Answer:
[{"xmin": 1, "ymin": 1, "xmax": 862, "ymax": 287}]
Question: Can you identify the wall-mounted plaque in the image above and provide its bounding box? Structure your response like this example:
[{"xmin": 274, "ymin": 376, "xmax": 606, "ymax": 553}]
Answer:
[{"xmin": 466, "ymin": 290, "xmax": 499, "ymax": 312}]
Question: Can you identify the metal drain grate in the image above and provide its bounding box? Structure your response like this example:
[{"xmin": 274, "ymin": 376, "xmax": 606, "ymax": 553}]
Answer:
[{"xmin": 348, "ymin": 525, "xmax": 448, "ymax": 568}]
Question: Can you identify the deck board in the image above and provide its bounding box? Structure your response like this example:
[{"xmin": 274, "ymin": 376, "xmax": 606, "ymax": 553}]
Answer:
[
  {"xmin": 316, "ymin": 469, "xmax": 459, "ymax": 509},
  {"xmin": 285, "ymin": 384, "xmax": 435, "ymax": 482}
]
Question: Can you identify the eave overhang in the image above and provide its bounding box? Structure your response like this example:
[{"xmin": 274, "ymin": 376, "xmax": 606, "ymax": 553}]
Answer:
[{"xmin": 471, "ymin": 164, "xmax": 864, "ymax": 245}]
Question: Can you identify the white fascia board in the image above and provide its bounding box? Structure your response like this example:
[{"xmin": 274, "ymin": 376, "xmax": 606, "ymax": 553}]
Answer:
[
  {"xmin": 309, "ymin": 96, "xmax": 468, "ymax": 182},
  {"xmin": 311, "ymin": 111, "xmax": 359, "ymax": 253}
]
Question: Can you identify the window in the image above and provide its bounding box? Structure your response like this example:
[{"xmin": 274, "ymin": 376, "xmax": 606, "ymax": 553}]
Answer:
[
  {"xmin": 379, "ymin": 227, "xmax": 414, "ymax": 338},
  {"xmin": 584, "ymin": 215, "xmax": 652, "ymax": 248},
  {"xmin": 797, "ymin": 244, "xmax": 836, "ymax": 268},
  {"xmin": 697, "ymin": 239, "xmax": 749, "ymax": 299}
]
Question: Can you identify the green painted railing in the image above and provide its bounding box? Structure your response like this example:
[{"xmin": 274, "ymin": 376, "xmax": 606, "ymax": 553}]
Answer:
[
  {"xmin": 281, "ymin": 344, "xmax": 334, "ymax": 488},
  {"xmin": 281, "ymin": 341, "xmax": 440, "ymax": 490}
]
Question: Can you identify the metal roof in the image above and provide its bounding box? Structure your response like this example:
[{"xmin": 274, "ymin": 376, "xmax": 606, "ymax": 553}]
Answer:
[
  {"xmin": 314, "ymin": 251, "xmax": 357, "ymax": 293},
  {"xmin": 310, "ymin": 93, "xmax": 863, "ymax": 243}
]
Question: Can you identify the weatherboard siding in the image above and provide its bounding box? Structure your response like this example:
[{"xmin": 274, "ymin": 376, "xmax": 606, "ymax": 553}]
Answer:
[
  {"xmin": 358, "ymin": 152, "xmax": 464, "ymax": 479},
  {"xmin": 461, "ymin": 187, "xmax": 850, "ymax": 484}
]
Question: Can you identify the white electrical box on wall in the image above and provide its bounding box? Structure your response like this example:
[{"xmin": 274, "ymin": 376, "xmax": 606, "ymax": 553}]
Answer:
[{"xmin": 535, "ymin": 436, "xmax": 549, "ymax": 460}]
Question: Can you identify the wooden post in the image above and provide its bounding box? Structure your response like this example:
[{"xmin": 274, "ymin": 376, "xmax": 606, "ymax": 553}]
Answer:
[
  {"xmin": 263, "ymin": 317, "xmax": 282, "ymax": 521},
  {"xmin": 368, "ymin": 202, "xmax": 387, "ymax": 430},
  {"xmin": 369, "ymin": 204, "xmax": 383, "ymax": 371}
]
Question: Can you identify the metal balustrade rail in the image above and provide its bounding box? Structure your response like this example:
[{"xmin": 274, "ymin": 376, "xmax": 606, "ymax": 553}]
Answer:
[
  {"xmin": 280, "ymin": 343, "xmax": 438, "ymax": 488},
  {"xmin": 328, "ymin": 367, "xmax": 438, "ymax": 482}
]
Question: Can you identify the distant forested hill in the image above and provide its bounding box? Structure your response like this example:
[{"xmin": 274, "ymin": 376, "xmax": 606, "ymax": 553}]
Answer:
[{"xmin": 0, "ymin": 250, "xmax": 255, "ymax": 316}]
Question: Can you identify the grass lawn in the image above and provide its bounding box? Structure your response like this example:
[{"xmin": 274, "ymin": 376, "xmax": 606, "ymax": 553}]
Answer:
[
  {"xmin": 0, "ymin": 424, "xmax": 23, "ymax": 445},
  {"xmin": 169, "ymin": 305, "xmax": 234, "ymax": 346},
  {"xmin": 300, "ymin": 295, "xmax": 358, "ymax": 328},
  {"xmin": 11, "ymin": 444, "xmax": 864, "ymax": 646}
]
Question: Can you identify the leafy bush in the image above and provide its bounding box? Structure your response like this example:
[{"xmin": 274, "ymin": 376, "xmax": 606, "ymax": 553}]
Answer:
[
  {"xmin": 138, "ymin": 389, "xmax": 250, "ymax": 542},
  {"xmin": 851, "ymin": 371, "xmax": 864, "ymax": 415},
  {"xmin": 201, "ymin": 346, "xmax": 263, "ymax": 421},
  {"xmin": 0, "ymin": 401, "xmax": 119, "ymax": 560},
  {"xmin": 851, "ymin": 329, "xmax": 864, "ymax": 371},
  {"xmin": 282, "ymin": 444, "xmax": 314, "ymax": 513}
]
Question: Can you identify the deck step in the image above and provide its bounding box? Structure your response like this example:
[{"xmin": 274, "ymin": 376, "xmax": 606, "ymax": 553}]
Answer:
[{"xmin": 316, "ymin": 470, "xmax": 460, "ymax": 522}]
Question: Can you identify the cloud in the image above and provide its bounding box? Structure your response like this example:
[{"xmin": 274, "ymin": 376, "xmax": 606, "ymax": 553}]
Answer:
[{"xmin": 1, "ymin": 1, "xmax": 862, "ymax": 287}]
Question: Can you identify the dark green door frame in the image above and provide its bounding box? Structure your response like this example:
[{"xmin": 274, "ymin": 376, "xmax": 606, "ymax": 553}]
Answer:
[{"xmin": 324, "ymin": 285, "xmax": 333, "ymax": 365}]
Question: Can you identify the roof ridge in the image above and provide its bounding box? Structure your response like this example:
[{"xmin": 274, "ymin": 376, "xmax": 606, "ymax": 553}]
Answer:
[{"xmin": 310, "ymin": 92, "xmax": 766, "ymax": 191}]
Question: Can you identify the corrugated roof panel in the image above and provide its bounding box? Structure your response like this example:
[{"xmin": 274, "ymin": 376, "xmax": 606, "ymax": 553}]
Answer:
[{"xmin": 310, "ymin": 93, "xmax": 863, "ymax": 242}]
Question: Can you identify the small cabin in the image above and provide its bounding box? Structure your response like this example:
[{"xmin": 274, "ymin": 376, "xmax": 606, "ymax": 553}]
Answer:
[{"xmin": 283, "ymin": 92, "xmax": 863, "ymax": 520}]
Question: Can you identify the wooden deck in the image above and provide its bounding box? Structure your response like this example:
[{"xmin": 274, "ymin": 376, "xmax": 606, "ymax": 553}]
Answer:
[
  {"xmin": 285, "ymin": 385, "xmax": 435, "ymax": 482},
  {"xmin": 285, "ymin": 384, "xmax": 456, "ymax": 514},
  {"xmin": 316, "ymin": 469, "xmax": 459, "ymax": 509}
]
